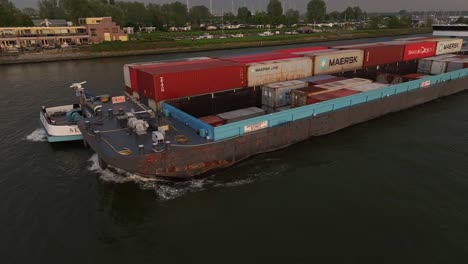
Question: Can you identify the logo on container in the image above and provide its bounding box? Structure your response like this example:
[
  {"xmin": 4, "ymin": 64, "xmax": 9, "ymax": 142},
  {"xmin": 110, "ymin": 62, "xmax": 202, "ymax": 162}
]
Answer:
[
  {"xmin": 408, "ymin": 46, "xmax": 433, "ymax": 56},
  {"xmin": 160, "ymin": 76, "xmax": 165, "ymax": 92},
  {"xmin": 319, "ymin": 58, "xmax": 329, "ymax": 70}
]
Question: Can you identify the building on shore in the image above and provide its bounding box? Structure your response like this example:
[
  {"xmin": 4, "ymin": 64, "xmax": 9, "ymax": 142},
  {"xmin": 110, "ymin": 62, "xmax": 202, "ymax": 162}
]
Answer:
[
  {"xmin": 78, "ymin": 17, "xmax": 128, "ymax": 43},
  {"xmin": 0, "ymin": 17, "xmax": 127, "ymax": 50}
]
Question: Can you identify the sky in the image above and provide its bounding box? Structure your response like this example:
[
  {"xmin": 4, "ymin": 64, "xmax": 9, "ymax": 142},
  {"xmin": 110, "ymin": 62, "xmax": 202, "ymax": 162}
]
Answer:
[{"xmin": 10, "ymin": 0, "xmax": 468, "ymax": 13}]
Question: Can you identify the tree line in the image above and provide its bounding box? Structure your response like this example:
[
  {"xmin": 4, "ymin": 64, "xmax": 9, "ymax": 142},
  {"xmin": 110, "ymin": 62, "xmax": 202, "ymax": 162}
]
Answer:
[{"xmin": 1, "ymin": 0, "xmax": 427, "ymax": 30}]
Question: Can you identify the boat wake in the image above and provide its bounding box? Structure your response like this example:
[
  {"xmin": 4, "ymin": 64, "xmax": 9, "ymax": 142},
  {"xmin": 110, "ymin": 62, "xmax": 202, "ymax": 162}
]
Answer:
[
  {"xmin": 87, "ymin": 154, "xmax": 256, "ymax": 200},
  {"xmin": 26, "ymin": 128, "xmax": 47, "ymax": 142}
]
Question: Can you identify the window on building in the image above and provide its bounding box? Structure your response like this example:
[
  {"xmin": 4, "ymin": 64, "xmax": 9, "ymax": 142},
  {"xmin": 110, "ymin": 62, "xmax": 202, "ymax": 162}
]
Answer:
[
  {"xmin": 90, "ymin": 28, "xmax": 97, "ymax": 36},
  {"xmin": 104, "ymin": 28, "xmax": 110, "ymax": 33}
]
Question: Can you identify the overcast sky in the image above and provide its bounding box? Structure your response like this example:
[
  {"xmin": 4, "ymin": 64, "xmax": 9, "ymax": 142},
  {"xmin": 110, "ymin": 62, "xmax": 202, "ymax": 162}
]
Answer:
[{"xmin": 10, "ymin": 0, "xmax": 468, "ymax": 13}]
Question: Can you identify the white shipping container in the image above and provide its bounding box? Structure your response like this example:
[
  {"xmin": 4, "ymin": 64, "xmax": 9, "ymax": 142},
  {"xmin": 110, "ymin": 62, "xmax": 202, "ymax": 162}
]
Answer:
[
  {"xmin": 417, "ymin": 58, "xmax": 433, "ymax": 74},
  {"xmin": 307, "ymin": 50, "xmax": 364, "ymax": 75},
  {"xmin": 446, "ymin": 59, "xmax": 468, "ymax": 72},
  {"xmin": 315, "ymin": 78, "xmax": 372, "ymax": 90},
  {"xmin": 123, "ymin": 65, "xmax": 131, "ymax": 88},
  {"xmin": 430, "ymin": 58, "xmax": 459, "ymax": 75},
  {"xmin": 216, "ymin": 107, "xmax": 266, "ymax": 123},
  {"xmin": 347, "ymin": 82, "xmax": 388, "ymax": 92},
  {"xmin": 425, "ymin": 38, "xmax": 464, "ymax": 55},
  {"xmin": 262, "ymin": 80, "xmax": 308, "ymax": 108},
  {"xmin": 247, "ymin": 57, "xmax": 313, "ymax": 87}
]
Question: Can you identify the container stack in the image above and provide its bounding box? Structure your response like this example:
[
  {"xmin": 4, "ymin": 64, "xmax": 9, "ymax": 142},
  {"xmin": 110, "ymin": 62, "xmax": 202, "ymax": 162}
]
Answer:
[
  {"xmin": 331, "ymin": 43, "xmax": 405, "ymax": 68},
  {"xmin": 261, "ymin": 80, "xmax": 308, "ymax": 113}
]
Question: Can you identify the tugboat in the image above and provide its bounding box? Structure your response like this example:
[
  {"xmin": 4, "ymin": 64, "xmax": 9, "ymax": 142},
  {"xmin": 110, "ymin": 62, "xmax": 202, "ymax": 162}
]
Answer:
[{"xmin": 40, "ymin": 81, "xmax": 93, "ymax": 142}]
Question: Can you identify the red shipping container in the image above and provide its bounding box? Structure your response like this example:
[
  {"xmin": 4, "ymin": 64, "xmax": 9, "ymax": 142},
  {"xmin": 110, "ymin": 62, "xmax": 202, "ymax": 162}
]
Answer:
[
  {"xmin": 125, "ymin": 86, "xmax": 132, "ymax": 95},
  {"xmin": 334, "ymin": 44, "xmax": 405, "ymax": 67},
  {"xmin": 398, "ymin": 41, "xmax": 437, "ymax": 61},
  {"xmin": 137, "ymin": 59, "xmax": 246, "ymax": 101},
  {"xmin": 306, "ymin": 93, "xmax": 339, "ymax": 104},
  {"xmin": 133, "ymin": 59, "xmax": 218, "ymax": 97},
  {"xmin": 401, "ymin": 73, "xmax": 426, "ymax": 80},
  {"xmin": 326, "ymin": 88, "xmax": 360, "ymax": 97},
  {"xmin": 221, "ymin": 52, "xmax": 300, "ymax": 64},
  {"xmin": 274, "ymin": 46, "xmax": 328, "ymax": 54},
  {"xmin": 199, "ymin": 115, "xmax": 226, "ymax": 127},
  {"xmin": 311, "ymin": 77, "xmax": 347, "ymax": 85}
]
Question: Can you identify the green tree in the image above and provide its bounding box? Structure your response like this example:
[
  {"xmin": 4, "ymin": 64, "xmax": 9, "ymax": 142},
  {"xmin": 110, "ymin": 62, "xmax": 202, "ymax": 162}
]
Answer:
[
  {"xmin": 285, "ymin": 9, "xmax": 299, "ymax": 25},
  {"xmin": 0, "ymin": 1, "xmax": 33, "ymax": 26},
  {"xmin": 252, "ymin": 11, "xmax": 268, "ymax": 25},
  {"xmin": 328, "ymin": 11, "xmax": 340, "ymax": 21},
  {"xmin": 369, "ymin": 16, "xmax": 381, "ymax": 29},
  {"xmin": 160, "ymin": 2, "xmax": 187, "ymax": 27},
  {"xmin": 38, "ymin": 0, "xmax": 65, "ymax": 19},
  {"xmin": 237, "ymin": 6, "xmax": 251, "ymax": 23},
  {"xmin": 388, "ymin": 16, "xmax": 400, "ymax": 29},
  {"xmin": 306, "ymin": 0, "xmax": 326, "ymax": 22},
  {"xmin": 144, "ymin": 3, "xmax": 163, "ymax": 28},
  {"xmin": 352, "ymin": 6, "xmax": 363, "ymax": 21},
  {"xmin": 223, "ymin": 12, "xmax": 236, "ymax": 23},
  {"xmin": 267, "ymin": 0, "xmax": 283, "ymax": 24},
  {"xmin": 189, "ymin": 5, "xmax": 210, "ymax": 25},
  {"xmin": 341, "ymin": 6, "xmax": 354, "ymax": 21}
]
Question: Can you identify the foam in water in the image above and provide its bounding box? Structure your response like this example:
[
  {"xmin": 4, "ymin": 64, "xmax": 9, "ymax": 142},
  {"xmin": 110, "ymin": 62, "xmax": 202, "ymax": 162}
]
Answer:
[
  {"xmin": 87, "ymin": 154, "xmax": 257, "ymax": 201},
  {"xmin": 26, "ymin": 128, "xmax": 47, "ymax": 142}
]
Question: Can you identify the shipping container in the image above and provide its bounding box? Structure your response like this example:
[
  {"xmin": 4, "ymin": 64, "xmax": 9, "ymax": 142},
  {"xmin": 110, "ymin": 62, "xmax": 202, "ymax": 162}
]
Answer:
[
  {"xmin": 392, "ymin": 41, "xmax": 437, "ymax": 61},
  {"xmin": 347, "ymin": 82, "xmax": 388, "ymax": 92},
  {"xmin": 310, "ymin": 77, "xmax": 347, "ymax": 85},
  {"xmin": 274, "ymin": 46, "xmax": 328, "ymax": 54},
  {"xmin": 125, "ymin": 87, "xmax": 132, "ymax": 96},
  {"xmin": 123, "ymin": 57, "xmax": 211, "ymax": 90},
  {"xmin": 291, "ymin": 48, "xmax": 338, "ymax": 56},
  {"xmin": 376, "ymin": 73, "xmax": 404, "ymax": 85},
  {"xmin": 221, "ymin": 52, "xmax": 300, "ymax": 64},
  {"xmin": 315, "ymin": 78, "xmax": 372, "ymax": 90},
  {"xmin": 429, "ymin": 58, "xmax": 459, "ymax": 75},
  {"xmin": 261, "ymin": 80, "xmax": 308, "ymax": 108},
  {"xmin": 216, "ymin": 107, "xmax": 266, "ymax": 123},
  {"xmin": 326, "ymin": 88, "xmax": 361, "ymax": 97},
  {"xmin": 199, "ymin": 115, "xmax": 226, "ymax": 127},
  {"xmin": 137, "ymin": 59, "xmax": 246, "ymax": 101},
  {"xmin": 423, "ymin": 38, "xmax": 464, "ymax": 55},
  {"xmin": 401, "ymin": 73, "xmax": 427, "ymax": 81},
  {"xmin": 417, "ymin": 58, "xmax": 433, "ymax": 74},
  {"xmin": 300, "ymin": 75, "xmax": 336, "ymax": 83},
  {"xmin": 333, "ymin": 43, "xmax": 405, "ymax": 67},
  {"xmin": 306, "ymin": 93, "xmax": 339, "ymax": 104},
  {"xmin": 246, "ymin": 57, "xmax": 313, "ymax": 87},
  {"xmin": 291, "ymin": 86, "xmax": 328, "ymax": 107},
  {"xmin": 446, "ymin": 59, "xmax": 468, "ymax": 72},
  {"xmin": 305, "ymin": 50, "xmax": 364, "ymax": 75},
  {"xmin": 306, "ymin": 89, "xmax": 360, "ymax": 105}
]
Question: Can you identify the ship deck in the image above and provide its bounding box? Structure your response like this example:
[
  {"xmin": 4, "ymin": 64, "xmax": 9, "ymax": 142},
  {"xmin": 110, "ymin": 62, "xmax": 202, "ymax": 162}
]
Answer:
[{"xmin": 81, "ymin": 94, "xmax": 210, "ymax": 159}]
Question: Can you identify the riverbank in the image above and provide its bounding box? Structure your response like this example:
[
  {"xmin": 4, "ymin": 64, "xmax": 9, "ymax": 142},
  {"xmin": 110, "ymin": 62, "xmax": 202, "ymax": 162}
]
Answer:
[{"xmin": 0, "ymin": 28, "xmax": 431, "ymax": 65}]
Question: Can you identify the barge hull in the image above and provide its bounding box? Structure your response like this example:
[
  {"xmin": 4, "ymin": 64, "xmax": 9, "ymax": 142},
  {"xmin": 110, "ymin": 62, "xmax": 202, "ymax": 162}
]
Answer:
[{"xmin": 83, "ymin": 77, "xmax": 467, "ymax": 178}]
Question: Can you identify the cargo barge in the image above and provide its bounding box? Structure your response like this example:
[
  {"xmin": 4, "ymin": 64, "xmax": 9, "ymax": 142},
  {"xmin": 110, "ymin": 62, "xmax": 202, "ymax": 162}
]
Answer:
[{"xmin": 79, "ymin": 37, "xmax": 468, "ymax": 179}]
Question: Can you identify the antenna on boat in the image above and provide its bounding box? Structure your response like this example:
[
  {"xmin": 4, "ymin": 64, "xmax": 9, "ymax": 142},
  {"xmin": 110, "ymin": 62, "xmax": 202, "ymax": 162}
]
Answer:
[{"xmin": 70, "ymin": 81, "xmax": 88, "ymax": 114}]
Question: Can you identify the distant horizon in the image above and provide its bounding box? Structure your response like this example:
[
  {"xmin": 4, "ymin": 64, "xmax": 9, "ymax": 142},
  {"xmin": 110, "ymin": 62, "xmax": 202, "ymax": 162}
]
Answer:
[{"xmin": 9, "ymin": 0, "xmax": 468, "ymax": 14}]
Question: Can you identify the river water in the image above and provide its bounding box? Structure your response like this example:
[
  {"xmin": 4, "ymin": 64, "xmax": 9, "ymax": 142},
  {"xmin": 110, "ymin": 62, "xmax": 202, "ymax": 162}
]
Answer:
[{"xmin": 2, "ymin": 34, "xmax": 468, "ymax": 263}]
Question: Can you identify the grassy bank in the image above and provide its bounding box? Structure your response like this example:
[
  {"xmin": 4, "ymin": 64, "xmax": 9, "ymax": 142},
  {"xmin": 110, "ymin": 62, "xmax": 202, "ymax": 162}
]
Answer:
[
  {"xmin": 0, "ymin": 28, "xmax": 432, "ymax": 65},
  {"xmin": 87, "ymin": 28, "xmax": 432, "ymax": 53}
]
